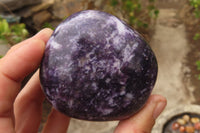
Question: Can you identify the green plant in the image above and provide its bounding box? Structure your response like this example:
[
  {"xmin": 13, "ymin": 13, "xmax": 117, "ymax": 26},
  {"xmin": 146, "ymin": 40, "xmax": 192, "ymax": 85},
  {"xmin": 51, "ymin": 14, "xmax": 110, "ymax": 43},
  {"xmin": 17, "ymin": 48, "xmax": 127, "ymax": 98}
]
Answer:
[
  {"xmin": 43, "ymin": 22, "xmax": 55, "ymax": 30},
  {"xmin": 0, "ymin": 55, "xmax": 3, "ymax": 59},
  {"xmin": 196, "ymin": 60, "xmax": 200, "ymax": 80},
  {"xmin": 196, "ymin": 60, "xmax": 200, "ymax": 70},
  {"xmin": 189, "ymin": 1, "xmax": 200, "ymax": 81},
  {"xmin": 109, "ymin": 0, "xmax": 159, "ymax": 29},
  {"xmin": 193, "ymin": 33, "xmax": 200, "ymax": 40},
  {"xmin": 189, "ymin": 0, "xmax": 200, "ymax": 18},
  {"xmin": 0, "ymin": 17, "xmax": 28, "ymax": 45},
  {"xmin": 0, "ymin": 18, "xmax": 9, "ymax": 40},
  {"xmin": 110, "ymin": 0, "xmax": 119, "ymax": 6},
  {"xmin": 189, "ymin": 0, "xmax": 200, "ymax": 41}
]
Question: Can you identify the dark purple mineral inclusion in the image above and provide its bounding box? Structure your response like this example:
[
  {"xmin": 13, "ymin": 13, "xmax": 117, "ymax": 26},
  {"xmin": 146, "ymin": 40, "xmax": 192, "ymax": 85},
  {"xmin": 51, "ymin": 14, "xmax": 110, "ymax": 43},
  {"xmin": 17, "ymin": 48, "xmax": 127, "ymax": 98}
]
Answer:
[{"xmin": 40, "ymin": 10, "xmax": 158, "ymax": 121}]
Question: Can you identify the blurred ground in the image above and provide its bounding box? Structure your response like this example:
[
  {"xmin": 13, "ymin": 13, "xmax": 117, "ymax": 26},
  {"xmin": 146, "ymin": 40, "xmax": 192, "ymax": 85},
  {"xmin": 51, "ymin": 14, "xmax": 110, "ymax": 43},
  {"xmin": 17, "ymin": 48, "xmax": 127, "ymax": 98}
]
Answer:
[
  {"xmin": 0, "ymin": 42, "xmax": 10, "ymax": 55},
  {"xmin": 151, "ymin": 8, "xmax": 195, "ymax": 109},
  {"xmin": 151, "ymin": 0, "xmax": 200, "ymax": 131}
]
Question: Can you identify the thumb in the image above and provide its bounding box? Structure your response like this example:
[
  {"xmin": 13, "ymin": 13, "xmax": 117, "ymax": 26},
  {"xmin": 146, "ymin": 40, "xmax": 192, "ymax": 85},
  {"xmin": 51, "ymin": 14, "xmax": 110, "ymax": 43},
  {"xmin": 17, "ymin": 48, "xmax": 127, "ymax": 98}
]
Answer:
[{"xmin": 114, "ymin": 94, "xmax": 167, "ymax": 133}]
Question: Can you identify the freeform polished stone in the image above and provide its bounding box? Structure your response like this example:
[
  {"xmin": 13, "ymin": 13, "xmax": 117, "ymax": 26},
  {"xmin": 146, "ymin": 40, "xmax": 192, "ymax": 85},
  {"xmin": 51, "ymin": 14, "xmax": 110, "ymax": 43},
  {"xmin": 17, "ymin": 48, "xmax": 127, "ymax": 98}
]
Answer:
[{"xmin": 40, "ymin": 10, "xmax": 158, "ymax": 121}]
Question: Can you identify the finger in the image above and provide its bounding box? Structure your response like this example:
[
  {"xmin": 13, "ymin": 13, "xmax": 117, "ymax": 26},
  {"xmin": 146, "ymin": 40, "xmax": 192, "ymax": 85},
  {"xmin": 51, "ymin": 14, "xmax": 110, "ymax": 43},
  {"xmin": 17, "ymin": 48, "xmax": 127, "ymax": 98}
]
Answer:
[
  {"xmin": 6, "ymin": 28, "xmax": 53, "ymax": 55},
  {"xmin": 42, "ymin": 109, "xmax": 70, "ymax": 133},
  {"xmin": 14, "ymin": 71, "xmax": 45, "ymax": 133},
  {"xmin": 114, "ymin": 95, "xmax": 167, "ymax": 133},
  {"xmin": 0, "ymin": 28, "xmax": 53, "ymax": 83},
  {"xmin": 0, "ymin": 28, "xmax": 52, "ymax": 131}
]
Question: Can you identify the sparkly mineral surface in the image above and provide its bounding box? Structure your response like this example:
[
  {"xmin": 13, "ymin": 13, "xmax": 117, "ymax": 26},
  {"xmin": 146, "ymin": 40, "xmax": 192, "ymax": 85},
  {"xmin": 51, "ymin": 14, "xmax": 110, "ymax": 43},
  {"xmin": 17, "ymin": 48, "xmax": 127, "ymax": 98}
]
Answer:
[{"xmin": 40, "ymin": 10, "xmax": 158, "ymax": 121}]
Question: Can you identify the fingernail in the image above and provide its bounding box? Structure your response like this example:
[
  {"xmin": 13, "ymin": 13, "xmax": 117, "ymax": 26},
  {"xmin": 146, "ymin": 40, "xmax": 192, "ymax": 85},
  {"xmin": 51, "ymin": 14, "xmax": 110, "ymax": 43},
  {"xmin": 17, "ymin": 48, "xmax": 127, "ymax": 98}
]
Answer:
[
  {"xmin": 153, "ymin": 101, "xmax": 166, "ymax": 119},
  {"xmin": 33, "ymin": 28, "xmax": 53, "ymax": 43},
  {"xmin": 39, "ymin": 28, "xmax": 53, "ymax": 35}
]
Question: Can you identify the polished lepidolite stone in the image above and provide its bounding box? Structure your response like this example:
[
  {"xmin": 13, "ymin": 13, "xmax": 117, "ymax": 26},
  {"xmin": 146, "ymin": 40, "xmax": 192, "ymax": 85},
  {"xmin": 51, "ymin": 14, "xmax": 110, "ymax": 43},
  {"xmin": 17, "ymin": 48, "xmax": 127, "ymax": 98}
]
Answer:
[{"xmin": 40, "ymin": 10, "xmax": 158, "ymax": 121}]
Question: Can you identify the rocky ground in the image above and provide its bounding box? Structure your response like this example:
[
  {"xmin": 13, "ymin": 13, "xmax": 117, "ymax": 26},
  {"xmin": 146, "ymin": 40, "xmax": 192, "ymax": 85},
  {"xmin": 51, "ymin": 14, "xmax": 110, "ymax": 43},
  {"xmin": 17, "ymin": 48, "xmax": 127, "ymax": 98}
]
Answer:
[{"xmin": 0, "ymin": 0, "xmax": 200, "ymax": 132}]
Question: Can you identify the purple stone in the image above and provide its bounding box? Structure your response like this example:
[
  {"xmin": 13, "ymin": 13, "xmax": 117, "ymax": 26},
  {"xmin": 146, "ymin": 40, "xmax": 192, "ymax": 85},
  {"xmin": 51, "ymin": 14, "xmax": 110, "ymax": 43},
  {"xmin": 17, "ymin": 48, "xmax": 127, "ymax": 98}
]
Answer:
[{"xmin": 40, "ymin": 10, "xmax": 158, "ymax": 121}]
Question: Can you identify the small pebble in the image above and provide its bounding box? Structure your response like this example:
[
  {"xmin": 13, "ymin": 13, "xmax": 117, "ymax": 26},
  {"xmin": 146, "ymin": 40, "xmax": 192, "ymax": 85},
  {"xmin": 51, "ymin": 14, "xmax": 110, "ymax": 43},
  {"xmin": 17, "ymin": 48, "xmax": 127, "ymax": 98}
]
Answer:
[
  {"xmin": 194, "ymin": 122, "xmax": 200, "ymax": 130},
  {"xmin": 186, "ymin": 126, "xmax": 195, "ymax": 133},
  {"xmin": 165, "ymin": 114, "xmax": 200, "ymax": 132},
  {"xmin": 191, "ymin": 117, "xmax": 200, "ymax": 124},
  {"xmin": 183, "ymin": 115, "xmax": 190, "ymax": 122},
  {"xmin": 177, "ymin": 118, "xmax": 186, "ymax": 125},
  {"xmin": 172, "ymin": 122, "xmax": 180, "ymax": 130},
  {"xmin": 179, "ymin": 126, "xmax": 186, "ymax": 132}
]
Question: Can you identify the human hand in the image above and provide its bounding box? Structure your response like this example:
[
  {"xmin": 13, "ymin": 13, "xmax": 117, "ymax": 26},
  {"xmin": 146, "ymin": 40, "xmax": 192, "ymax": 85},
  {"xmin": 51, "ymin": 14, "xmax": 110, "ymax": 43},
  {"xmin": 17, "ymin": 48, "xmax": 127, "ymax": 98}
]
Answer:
[
  {"xmin": 0, "ymin": 28, "xmax": 70, "ymax": 133},
  {"xmin": 0, "ymin": 28, "xmax": 167, "ymax": 133}
]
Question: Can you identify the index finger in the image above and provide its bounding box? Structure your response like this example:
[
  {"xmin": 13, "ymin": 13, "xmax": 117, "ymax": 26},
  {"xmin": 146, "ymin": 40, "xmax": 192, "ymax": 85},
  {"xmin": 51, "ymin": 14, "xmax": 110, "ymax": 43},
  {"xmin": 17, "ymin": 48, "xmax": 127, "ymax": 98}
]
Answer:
[{"xmin": 0, "ymin": 28, "xmax": 53, "ymax": 131}]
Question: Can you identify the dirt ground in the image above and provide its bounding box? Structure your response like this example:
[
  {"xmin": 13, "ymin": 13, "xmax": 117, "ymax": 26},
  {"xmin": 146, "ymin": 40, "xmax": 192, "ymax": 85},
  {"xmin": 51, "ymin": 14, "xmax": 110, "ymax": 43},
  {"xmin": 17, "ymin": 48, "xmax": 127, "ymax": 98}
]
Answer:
[
  {"xmin": 183, "ymin": 12, "xmax": 200, "ymax": 105},
  {"xmin": 151, "ymin": 8, "xmax": 196, "ymax": 108},
  {"xmin": 151, "ymin": 0, "xmax": 200, "ymax": 132}
]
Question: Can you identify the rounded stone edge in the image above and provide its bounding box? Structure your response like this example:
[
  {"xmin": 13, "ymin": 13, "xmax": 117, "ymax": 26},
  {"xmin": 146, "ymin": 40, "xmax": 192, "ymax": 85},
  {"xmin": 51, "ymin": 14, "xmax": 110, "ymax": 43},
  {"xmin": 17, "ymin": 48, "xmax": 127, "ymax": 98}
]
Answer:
[{"xmin": 152, "ymin": 104, "xmax": 200, "ymax": 133}]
